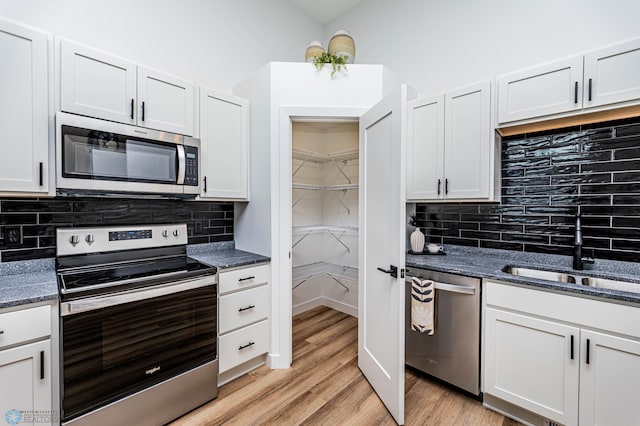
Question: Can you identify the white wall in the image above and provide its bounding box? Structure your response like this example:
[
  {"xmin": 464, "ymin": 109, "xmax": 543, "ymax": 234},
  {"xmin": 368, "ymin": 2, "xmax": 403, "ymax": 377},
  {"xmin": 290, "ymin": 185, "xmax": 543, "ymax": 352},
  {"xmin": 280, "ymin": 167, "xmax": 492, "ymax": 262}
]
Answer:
[
  {"xmin": 325, "ymin": 0, "xmax": 640, "ymax": 96},
  {"xmin": 0, "ymin": 0, "xmax": 322, "ymax": 92}
]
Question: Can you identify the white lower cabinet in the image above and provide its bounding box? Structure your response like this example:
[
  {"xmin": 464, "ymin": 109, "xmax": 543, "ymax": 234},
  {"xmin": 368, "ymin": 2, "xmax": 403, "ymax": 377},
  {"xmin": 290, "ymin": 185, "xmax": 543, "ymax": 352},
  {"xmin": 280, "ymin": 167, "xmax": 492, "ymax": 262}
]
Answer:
[
  {"xmin": 0, "ymin": 304, "xmax": 52, "ymax": 424},
  {"xmin": 218, "ymin": 263, "xmax": 270, "ymax": 380},
  {"xmin": 484, "ymin": 281, "xmax": 640, "ymax": 426},
  {"xmin": 578, "ymin": 330, "xmax": 640, "ymax": 426},
  {"xmin": 484, "ymin": 308, "xmax": 579, "ymax": 425}
]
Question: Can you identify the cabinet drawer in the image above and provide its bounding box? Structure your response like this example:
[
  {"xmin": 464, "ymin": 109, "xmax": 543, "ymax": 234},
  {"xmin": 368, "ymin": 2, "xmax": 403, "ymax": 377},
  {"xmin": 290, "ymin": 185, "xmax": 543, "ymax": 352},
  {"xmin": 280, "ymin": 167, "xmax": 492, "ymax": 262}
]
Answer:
[
  {"xmin": 218, "ymin": 320, "xmax": 269, "ymax": 373},
  {"xmin": 219, "ymin": 285, "xmax": 269, "ymax": 334},
  {"xmin": 219, "ymin": 264, "xmax": 269, "ymax": 295},
  {"xmin": 0, "ymin": 305, "xmax": 51, "ymax": 350}
]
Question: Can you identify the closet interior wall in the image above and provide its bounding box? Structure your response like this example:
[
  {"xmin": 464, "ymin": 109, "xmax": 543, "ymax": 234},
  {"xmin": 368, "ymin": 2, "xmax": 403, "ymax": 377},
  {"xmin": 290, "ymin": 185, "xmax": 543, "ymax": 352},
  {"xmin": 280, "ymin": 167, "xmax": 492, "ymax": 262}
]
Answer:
[{"xmin": 291, "ymin": 122, "xmax": 359, "ymax": 316}]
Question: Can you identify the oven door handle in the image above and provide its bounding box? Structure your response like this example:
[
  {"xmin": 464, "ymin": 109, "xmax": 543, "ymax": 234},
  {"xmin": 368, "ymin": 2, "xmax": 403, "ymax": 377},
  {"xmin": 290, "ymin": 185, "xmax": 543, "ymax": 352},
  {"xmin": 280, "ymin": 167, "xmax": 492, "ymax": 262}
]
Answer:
[
  {"xmin": 60, "ymin": 275, "xmax": 216, "ymax": 316},
  {"xmin": 176, "ymin": 145, "xmax": 186, "ymax": 185},
  {"xmin": 406, "ymin": 277, "xmax": 476, "ymax": 295}
]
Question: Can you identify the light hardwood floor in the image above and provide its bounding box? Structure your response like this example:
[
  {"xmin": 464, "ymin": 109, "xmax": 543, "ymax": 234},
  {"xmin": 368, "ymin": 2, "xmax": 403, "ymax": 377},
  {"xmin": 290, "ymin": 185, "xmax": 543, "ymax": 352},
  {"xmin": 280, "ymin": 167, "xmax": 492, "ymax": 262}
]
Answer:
[{"xmin": 171, "ymin": 306, "xmax": 521, "ymax": 425}]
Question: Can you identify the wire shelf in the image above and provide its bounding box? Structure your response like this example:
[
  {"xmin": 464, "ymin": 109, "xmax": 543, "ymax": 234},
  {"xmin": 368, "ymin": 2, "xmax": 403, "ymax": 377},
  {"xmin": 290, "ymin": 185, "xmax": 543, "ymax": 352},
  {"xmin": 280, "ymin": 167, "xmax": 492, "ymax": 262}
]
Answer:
[{"xmin": 292, "ymin": 261, "xmax": 358, "ymax": 291}]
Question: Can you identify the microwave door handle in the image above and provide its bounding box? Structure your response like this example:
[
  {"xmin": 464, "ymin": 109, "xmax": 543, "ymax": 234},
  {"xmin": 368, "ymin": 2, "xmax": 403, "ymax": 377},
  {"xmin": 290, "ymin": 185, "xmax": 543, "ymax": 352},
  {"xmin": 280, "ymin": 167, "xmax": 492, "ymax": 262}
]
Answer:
[{"xmin": 177, "ymin": 145, "xmax": 186, "ymax": 184}]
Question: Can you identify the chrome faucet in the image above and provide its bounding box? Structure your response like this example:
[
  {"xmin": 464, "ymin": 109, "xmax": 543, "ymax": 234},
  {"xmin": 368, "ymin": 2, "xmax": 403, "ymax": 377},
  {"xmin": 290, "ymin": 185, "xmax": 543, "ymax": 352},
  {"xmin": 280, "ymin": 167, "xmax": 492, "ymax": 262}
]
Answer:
[{"xmin": 573, "ymin": 207, "xmax": 595, "ymax": 270}]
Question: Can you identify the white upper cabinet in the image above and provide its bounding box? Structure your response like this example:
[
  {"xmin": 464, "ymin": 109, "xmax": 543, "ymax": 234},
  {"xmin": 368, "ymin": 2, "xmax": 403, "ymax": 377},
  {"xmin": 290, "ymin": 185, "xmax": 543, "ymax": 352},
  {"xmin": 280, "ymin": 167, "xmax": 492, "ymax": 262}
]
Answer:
[
  {"xmin": 407, "ymin": 80, "xmax": 494, "ymax": 202},
  {"xmin": 498, "ymin": 38, "xmax": 640, "ymax": 125},
  {"xmin": 60, "ymin": 40, "xmax": 137, "ymax": 125},
  {"xmin": 584, "ymin": 38, "xmax": 640, "ymax": 109},
  {"xmin": 60, "ymin": 40, "xmax": 194, "ymax": 135},
  {"xmin": 137, "ymin": 66, "xmax": 194, "ymax": 136},
  {"xmin": 445, "ymin": 80, "xmax": 492, "ymax": 199},
  {"xmin": 199, "ymin": 88, "xmax": 249, "ymax": 200},
  {"xmin": 497, "ymin": 56, "xmax": 584, "ymax": 124},
  {"xmin": 406, "ymin": 95, "xmax": 444, "ymax": 200},
  {"xmin": 0, "ymin": 19, "xmax": 51, "ymax": 195}
]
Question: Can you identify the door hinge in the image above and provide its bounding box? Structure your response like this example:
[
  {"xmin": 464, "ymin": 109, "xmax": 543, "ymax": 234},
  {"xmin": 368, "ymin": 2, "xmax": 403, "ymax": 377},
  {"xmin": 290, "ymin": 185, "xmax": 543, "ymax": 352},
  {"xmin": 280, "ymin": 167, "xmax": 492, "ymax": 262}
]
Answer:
[{"xmin": 400, "ymin": 268, "xmax": 405, "ymax": 279}]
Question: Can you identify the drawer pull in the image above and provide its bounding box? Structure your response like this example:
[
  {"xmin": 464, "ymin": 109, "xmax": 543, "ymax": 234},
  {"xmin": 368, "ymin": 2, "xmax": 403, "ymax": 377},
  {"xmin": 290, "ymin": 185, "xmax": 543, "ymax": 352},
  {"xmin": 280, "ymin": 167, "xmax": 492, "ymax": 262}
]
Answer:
[
  {"xmin": 238, "ymin": 305, "xmax": 256, "ymax": 312},
  {"xmin": 0, "ymin": 330, "xmax": 4, "ymax": 335},
  {"xmin": 239, "ymin": 341, "xmax": 255, "ymax": 351},
  {"xmin": 238, "ymin": 276, "xmax": 255, "ymax": 282}
]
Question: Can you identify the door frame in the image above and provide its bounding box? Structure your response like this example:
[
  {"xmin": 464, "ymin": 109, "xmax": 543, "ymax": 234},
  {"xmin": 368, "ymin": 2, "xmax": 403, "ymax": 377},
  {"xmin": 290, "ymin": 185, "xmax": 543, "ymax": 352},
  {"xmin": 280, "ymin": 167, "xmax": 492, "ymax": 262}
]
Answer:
[{"xmin": 273, "ymin": 106, "xmax": 367, "ymax": 368}]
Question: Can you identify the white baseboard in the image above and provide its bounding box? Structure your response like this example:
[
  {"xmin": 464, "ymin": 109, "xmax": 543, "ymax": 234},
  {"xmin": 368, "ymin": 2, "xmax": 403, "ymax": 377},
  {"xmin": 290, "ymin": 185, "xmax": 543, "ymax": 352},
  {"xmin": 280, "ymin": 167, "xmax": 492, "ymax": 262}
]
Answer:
[
  {"xmin": 292, "ymin": 296, "xmax": 357, "ymax": 317},
  {"xmin": 266, "ymin": 352, "xmax": 290, "ymax": 369}
]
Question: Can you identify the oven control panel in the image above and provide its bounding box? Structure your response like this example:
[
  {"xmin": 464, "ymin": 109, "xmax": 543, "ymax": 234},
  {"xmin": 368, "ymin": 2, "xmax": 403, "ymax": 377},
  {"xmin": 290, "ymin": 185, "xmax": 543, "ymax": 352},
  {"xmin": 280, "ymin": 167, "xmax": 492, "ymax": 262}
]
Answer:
[
  {"xmin": 56, "ymin": 224, "xmax": 188, "ymax": 256},
  {"xmin": 109, "ymin": 229, "xmax": 153, "ymax": 241}
]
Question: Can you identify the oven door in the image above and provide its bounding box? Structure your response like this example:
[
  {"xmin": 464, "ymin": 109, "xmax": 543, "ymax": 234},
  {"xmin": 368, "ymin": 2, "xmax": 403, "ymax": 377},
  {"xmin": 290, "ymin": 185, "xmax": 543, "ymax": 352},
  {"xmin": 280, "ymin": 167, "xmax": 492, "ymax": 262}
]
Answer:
[
  {"xmin": 56, "ymin": 112, "xmax": 199, "ymax": 196},
  {"xmin": 60, "ymin": 276, "xmax": 217, "ymax": 423}
]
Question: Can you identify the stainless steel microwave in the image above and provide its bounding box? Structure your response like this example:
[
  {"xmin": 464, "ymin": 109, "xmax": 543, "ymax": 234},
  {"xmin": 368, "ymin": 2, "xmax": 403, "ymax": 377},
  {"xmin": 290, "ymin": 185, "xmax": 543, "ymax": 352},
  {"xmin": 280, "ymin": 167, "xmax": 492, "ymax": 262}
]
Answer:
[{"xmin": 56, "ymin": 112, "xmax": 200, "ymax": 198}]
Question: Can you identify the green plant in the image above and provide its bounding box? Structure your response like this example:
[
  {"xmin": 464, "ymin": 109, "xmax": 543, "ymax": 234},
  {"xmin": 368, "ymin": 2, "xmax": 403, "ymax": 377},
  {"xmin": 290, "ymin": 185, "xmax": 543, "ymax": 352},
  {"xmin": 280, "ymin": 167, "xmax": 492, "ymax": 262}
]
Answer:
[{"xmin": 312, "ymin": 52, "xmax": 348, "ymax": 77}]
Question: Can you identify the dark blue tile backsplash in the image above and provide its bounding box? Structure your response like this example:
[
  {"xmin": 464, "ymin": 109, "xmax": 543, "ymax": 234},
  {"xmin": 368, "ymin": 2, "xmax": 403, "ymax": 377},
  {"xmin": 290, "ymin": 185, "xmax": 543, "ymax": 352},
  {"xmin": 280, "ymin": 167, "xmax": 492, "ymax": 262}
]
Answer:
[
  {"xmin": 0, "ymin": 198, "xmax": 233, "ymax": 262},
  {"xmin": 416, "ymin": 117, "xmax": 640, "ymax": 263}
]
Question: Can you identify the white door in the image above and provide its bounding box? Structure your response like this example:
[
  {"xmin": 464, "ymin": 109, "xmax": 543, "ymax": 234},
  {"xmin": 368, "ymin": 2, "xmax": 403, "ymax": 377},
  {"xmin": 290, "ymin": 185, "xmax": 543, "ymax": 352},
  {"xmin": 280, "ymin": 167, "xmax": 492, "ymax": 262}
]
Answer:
[
  {"xmin": 60, "ymin": 39, "xmax": 137, "ymax": 124},
  {"xmin": 0, "ymin": 19, "xmax": 50, "ymax": 194},
  {"xmin": 444, "ymin": 80, "xmax": 492, "ymax": 200},
  {"xmin": 579, "ymin": 330, "xmax": 640, "ymax": 426},
  {"xmin": 137, "ymin": 66, "xmax": 195, "ymax": 135},
  {"xmin": 358, "ymin": 85, "xmax": 407, "ymax": 425},
  {"xmin": 497, "ymin": 56, "xmax": 584, "ymax": 123},
  {"xmin": 584, "ymin": 38, "xmax": 640, "ymax": 109},
  {"xmin": 406, "ymin": 95, "xmax": 444, "ymax": 201},
  {"xmin": 484, "ymin": 308, "xmax": 580, "ymax": 426},
  {"xmin": 199, "ymin": 87, "xmax": 249, "ymax": 200}
]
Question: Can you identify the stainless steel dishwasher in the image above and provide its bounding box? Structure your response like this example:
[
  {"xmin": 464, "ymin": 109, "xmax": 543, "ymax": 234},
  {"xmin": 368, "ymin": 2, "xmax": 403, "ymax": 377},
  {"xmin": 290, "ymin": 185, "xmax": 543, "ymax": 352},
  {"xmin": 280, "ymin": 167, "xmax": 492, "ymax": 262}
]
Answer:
[{"xmin": 405, "ymin": 267, "xmax": 481, "ymax": 398}]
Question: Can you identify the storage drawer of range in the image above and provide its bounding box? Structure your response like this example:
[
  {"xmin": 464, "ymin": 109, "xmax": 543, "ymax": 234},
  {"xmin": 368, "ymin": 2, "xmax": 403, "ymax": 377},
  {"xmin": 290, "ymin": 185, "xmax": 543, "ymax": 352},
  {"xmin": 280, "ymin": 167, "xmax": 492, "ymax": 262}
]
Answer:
[
  {"xmin": 219, "ymin": 263, "xmax": 269, "ymax": 295},
  {"xmin": 0, "ymin": 305, "xmax": 51, "ymax": 350},
  {"xmin": 219, "ymin": 284, "xmax": 269, "ymax": 334},
  {"xmin": 218, "ymin": 319, "xmax": 269, "ymax": 373}
]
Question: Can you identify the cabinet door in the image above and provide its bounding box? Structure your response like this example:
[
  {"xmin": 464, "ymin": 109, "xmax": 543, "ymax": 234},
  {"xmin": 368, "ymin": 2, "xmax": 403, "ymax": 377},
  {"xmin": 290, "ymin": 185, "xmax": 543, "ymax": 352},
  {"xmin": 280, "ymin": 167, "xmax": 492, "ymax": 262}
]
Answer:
[
  {"xmin": 199, "ymin": 88, "xmax": 248, "ymax": 200},
  {"xmin": 584, "ymin": 38, "xmax": 640, "ymax": 109},
  {"xmin": 406, "ymin": 95, "xmax": 444, "ymax": 201},
  {"xmin": 484, "ymin": 308, "xmax": 579, "ymax": 426},
  {"xmin": 579, "ymin": 330, "xmax": 640, "ymax": 426},
  {"xmin": 444, "ymin": 80, "xmax": 492, "ymax": 199},
  {"xmin": 497, "ymin": 56, "xmax": 583, "ymax": 123},
  {"xmin": 0, "ymin": 20, "xmax": 50, "ymax": 194},
  {"xmin": 137, "ymin": 66, "xmax": 194, "ymax": 136},
  {"xmin": 60, "ymin": 40, "xmax": 136, "ymax": 124},
  {"xmin": 0, "ymin": 340, "xmax": 51, "ymax": 424}
]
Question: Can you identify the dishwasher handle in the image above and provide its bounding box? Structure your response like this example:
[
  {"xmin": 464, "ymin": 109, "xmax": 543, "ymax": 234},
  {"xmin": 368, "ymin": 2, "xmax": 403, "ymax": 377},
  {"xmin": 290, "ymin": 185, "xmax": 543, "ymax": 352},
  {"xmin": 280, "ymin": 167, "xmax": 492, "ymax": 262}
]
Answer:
[{"xmin": 407, "ymin": 277, "xmax": 476, "ymax": 295}]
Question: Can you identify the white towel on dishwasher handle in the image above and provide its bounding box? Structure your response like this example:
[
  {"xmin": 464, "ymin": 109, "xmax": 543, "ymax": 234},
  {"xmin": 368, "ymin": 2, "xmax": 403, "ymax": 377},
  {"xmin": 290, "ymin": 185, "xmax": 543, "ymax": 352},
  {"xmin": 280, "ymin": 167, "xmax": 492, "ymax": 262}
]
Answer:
[{"xmin": 410, "ymin": 277, "xmax": 434, "ymax": 335}]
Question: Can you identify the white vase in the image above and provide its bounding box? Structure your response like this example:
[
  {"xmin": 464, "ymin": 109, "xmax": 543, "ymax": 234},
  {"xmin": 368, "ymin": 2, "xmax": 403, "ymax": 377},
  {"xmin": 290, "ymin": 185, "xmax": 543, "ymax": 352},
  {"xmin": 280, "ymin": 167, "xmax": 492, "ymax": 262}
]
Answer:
[{"xmin": 410, "ymin": 227, "xmax": 425, "ymax": 253}]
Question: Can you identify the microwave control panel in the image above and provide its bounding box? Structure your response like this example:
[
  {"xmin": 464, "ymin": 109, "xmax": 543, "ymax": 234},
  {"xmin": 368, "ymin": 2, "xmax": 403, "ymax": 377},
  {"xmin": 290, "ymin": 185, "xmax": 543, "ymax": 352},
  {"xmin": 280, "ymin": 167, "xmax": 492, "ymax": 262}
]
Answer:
[{"xmin": 184, "ymin": 146, "xmax": 199, "ymax": 186}]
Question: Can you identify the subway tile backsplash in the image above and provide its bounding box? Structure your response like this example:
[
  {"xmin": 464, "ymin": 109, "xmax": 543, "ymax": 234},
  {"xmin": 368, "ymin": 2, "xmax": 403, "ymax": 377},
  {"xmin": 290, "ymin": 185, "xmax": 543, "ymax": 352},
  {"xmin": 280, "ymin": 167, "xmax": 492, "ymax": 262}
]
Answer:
[
  {"xmin": 416, "ymin": 118, "xmax": 640, "ymax": 263},
  {"xmin": 0, "ymin": 198, "xmax": 233, "ymax": 262}
]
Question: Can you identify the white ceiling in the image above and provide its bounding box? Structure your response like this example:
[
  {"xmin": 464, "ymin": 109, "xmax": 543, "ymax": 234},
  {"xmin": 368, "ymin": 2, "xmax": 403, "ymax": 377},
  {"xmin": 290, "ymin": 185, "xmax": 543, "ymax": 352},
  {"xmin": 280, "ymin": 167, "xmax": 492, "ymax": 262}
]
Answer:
[{"xmin": 287, "ymin": 0, "xmax": 366, "ymax": 25}]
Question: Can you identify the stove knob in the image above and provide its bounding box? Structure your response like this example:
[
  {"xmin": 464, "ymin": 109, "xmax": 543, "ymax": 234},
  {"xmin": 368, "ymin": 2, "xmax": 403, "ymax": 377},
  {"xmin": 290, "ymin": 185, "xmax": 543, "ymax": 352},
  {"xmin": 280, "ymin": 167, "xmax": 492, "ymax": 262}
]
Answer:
[
  {"xmin": 162, "ymin": 230, "xmax": 170, "ymax": 238},
  {"xmin": 69, "ymin": 235, "xmax": 79, "ymax": 245},
  {"xmin": 85, "ymin": 234, "xmax": 95, "ymax": 244},
  {"xmin": 173, "ymin": 229, "xmax": 180, "ymax": 237}
]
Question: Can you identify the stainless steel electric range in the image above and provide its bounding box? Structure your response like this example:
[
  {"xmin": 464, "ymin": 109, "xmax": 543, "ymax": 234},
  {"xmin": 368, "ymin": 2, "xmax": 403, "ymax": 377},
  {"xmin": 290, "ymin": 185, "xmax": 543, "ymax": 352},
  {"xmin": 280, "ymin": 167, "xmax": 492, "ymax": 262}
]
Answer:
[{"xmin": 56, "ymin": 224, "xmax": 218, "ymax": 426}]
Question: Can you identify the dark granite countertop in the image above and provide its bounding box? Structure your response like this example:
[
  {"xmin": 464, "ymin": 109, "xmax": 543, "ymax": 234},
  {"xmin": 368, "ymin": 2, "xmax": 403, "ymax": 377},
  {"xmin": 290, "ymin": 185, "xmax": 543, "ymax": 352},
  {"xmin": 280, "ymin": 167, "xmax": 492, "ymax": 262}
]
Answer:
[
  {"xmin": 407, "ymin": 246, "xmax": 640, "ymax": 305},
  {"xmin": 188, "ymin": 242, "xmax": 270, "ymax": 270},
  {"xmin": 0, "ymin": 259, "xmax": 58, "ymax": 309}
]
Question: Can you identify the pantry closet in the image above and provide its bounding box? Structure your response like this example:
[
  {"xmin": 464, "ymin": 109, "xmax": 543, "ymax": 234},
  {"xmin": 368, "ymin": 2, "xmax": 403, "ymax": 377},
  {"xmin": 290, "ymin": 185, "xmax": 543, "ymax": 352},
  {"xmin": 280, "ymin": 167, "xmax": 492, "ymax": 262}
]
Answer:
[{"xmin": 290, "ymin": 121, "xmax": 359, "ymax": 317}]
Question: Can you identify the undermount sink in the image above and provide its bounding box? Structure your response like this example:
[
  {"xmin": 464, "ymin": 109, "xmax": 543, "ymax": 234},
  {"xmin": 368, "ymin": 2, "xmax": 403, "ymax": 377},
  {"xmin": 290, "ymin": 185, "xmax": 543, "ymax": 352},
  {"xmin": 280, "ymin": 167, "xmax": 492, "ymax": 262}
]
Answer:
[
  {"xmin": 501, "ymin": 266, "xmax": 576, "ymax": 283},
  {"xmin": 581, "ymin": 277, "xmax": 640, "ymax": 293},
  {"xmin": 502, "ymin": 265, "xmax": 640, "ymax": 295}
]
